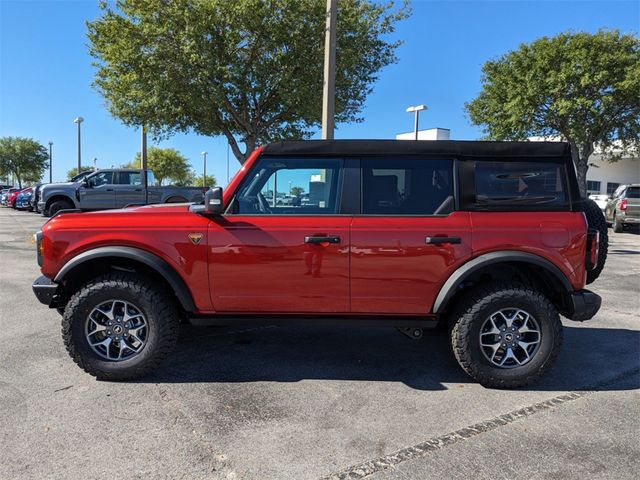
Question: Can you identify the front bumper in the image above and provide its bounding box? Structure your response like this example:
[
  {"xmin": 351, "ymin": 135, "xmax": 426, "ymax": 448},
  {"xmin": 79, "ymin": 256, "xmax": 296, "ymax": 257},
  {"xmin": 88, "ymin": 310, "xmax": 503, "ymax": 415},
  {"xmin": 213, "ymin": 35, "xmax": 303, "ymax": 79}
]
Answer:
[
  {"xmin": 565, "ymin": 289, "xmax": 601, "ymax": 321},
  {"xmin": 32, "ymin": 275, "xmax": 60, "ymax": 307}
]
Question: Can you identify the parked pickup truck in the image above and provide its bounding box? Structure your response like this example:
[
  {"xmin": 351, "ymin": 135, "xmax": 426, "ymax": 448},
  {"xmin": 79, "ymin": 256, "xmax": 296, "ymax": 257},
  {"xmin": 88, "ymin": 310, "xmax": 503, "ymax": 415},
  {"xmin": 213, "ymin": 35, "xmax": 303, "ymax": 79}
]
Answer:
[
  {"xmin": 32, "ymin": 140, "xmax": 607, "ymax": 388},
  {"xmin": 38, "ymin": 169, "xmax": 205, "ymax": 216},
  {"xmin": 605, "ymin": 183, "xmax": 640, "ymax": 232}
]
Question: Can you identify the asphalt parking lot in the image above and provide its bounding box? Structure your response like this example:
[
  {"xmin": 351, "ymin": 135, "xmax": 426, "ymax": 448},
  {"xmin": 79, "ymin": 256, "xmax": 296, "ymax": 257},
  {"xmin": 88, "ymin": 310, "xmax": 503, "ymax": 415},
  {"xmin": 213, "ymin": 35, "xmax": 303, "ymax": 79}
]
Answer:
[{"xmin": 0, "ymin": 207, "xmax": 638, "ymax": 480}]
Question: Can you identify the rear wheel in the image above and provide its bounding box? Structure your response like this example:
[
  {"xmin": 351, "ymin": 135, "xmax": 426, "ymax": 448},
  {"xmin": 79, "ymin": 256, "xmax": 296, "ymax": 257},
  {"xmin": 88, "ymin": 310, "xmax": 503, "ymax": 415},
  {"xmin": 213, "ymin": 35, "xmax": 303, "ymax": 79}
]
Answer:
[
  {"xmin": 450, "ymin": 282, "xmax": 563, "ymax": 388},
  {"xmin": 583, "ymin": 198, "xmax": 608, "ymax": 284},
  {"xmin": 62, "ymin": 272, "xmax": 179, "ymax": 380}
]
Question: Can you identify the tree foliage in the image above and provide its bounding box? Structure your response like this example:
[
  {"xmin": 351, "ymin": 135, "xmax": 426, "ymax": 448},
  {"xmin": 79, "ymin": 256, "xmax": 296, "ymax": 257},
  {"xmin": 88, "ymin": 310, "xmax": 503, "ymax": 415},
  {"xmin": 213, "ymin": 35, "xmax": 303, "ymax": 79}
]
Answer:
[
  {"xmin": 87, "ymin": 0, "xmax": 409, "ymax": 164},
  {"xmin": 0, "ymin": 137, "xmax": 49, "ymax": 189},
  {"xmin": 192, "ymin": 174, "xmax": 217, "ymax": 188},
  {"xmin": 465, "ymin": 30, "xmax": 640, "ymax": 195},
  {"xmin": 67, "ymin": 165, "xmax": 95, "ymax": 181},
  {"xmin": 290, "ymin": 186, "xmax": 305, "ymax": 197},
  {"xmin": 127, "ymin": 147, "xmax": 192, "ymax": 185}
]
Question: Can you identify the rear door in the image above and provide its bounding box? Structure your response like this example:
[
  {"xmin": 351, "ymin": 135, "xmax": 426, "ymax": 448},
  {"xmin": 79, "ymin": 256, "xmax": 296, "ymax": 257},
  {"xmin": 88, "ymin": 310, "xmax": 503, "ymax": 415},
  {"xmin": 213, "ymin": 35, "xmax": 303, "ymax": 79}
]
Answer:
[
  {"xmin": 208, "ymin": 156, "xmax": 351, "ymax": 313},
  {"xmin": 350, "ymin": 157, "xmax": 472, "ymax": 314},
  {"xmin": 115, "ymin": 171, "xmax": 145, "ymax": 207}
]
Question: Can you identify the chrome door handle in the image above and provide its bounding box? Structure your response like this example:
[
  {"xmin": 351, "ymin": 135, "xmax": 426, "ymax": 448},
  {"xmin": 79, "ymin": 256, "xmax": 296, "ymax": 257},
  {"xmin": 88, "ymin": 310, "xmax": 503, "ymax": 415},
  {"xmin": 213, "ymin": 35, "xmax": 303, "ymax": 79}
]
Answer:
[{"xmin": 426, "ymin": 236, "xmax": 461, "ymax": 244}]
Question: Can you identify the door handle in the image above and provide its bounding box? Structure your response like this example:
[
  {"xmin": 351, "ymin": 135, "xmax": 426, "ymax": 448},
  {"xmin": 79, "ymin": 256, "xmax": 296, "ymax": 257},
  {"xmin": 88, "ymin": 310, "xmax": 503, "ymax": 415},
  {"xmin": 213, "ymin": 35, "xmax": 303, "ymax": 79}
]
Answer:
[
  {"xmin": 134, "ymin": 189, "xmax": 143, "ymax": 192},
  {"xmin": 305, "ymin": 235, "xmax": 341, "ymax": 244},
  {"xmin": 106, "ymin": 188, "xmax": 114, "ymax": 192},
  {"xmin": 426, "ymin": 236, "xmax": 461, "ymax": 245}
]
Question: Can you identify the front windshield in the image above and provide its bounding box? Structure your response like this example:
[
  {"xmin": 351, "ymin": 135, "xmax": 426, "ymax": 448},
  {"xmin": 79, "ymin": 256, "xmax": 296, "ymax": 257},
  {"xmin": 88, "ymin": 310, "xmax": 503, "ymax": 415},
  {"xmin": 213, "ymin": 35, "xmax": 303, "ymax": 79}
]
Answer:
[{"xmin": 71, "ymin": 170, "xmax": 93, "ymax": 182}]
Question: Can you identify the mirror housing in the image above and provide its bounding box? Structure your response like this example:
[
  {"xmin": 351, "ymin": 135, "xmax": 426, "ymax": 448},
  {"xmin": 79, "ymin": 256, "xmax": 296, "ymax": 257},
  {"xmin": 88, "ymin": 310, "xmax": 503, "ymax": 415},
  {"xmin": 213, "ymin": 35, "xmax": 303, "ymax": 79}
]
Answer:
[
  {"xmin": 82, "ymin": 178, "xmax": 90, "ymax": 188},
  {"xmin": 204, "ymin": 187, "xmax": 224, "ymax": 215}
]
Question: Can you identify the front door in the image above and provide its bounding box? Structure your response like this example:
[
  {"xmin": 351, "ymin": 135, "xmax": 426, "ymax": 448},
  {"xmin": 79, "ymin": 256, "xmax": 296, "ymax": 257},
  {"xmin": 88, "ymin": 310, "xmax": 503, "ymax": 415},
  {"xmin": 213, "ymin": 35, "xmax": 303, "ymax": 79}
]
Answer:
[
  {"xmin": 209, "ymin": 156, "xmax": 350, "ymax": 313},
  {"xmin": 79, "ymin": 171, "xmax": 116, "ymax": 210},
  {"xmin": 350, "ymin": 157, "xmax": 472, "ymax": 314}
]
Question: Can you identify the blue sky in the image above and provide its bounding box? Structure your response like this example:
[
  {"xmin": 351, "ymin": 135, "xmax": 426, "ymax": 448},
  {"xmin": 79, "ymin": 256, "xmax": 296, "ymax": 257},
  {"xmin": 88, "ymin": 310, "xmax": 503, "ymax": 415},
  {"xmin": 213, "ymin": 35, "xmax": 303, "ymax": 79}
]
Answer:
[{"xmin": 1, "ymin": 0, "xmax": 638, "ymax": 184}]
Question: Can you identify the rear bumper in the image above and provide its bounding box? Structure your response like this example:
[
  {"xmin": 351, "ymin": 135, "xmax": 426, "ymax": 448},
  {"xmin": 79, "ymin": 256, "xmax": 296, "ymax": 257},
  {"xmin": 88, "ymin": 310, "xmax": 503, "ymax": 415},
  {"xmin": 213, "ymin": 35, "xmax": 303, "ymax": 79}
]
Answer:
[
  {"xmin": 564, "ymin": 289, "xmax": 601, "ymax": 321},
  {"xmin": 32, "ymin": 275, "xmax": 60, "ymax": 307},
  {"xmin": 620, "ymin": 216, "xmax": 640, "ymax": 224}
]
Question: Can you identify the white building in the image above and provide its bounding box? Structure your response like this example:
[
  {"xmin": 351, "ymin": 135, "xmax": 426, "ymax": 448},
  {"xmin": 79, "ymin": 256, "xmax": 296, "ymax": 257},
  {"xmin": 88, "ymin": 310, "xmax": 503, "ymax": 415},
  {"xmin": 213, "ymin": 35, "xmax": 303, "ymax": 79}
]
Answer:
[
  {"xmin": 397, "ymin": 129, "xmax": 640, "ymax": 195},
  {"xmin": 396, "ymin": 128, "xmax": 451, "ymax": 141},
  {"xmin": 585, "ymin": 153, "xmax": 640, "ymax": 196}
]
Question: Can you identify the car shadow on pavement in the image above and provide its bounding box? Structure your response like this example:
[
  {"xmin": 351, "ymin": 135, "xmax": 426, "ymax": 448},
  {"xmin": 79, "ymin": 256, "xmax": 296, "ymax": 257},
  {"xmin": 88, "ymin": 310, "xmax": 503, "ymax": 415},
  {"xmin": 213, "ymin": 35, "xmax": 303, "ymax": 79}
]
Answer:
[{"xmin": 138, "ymin": 324, "xmax": 640, "ymax": 392}]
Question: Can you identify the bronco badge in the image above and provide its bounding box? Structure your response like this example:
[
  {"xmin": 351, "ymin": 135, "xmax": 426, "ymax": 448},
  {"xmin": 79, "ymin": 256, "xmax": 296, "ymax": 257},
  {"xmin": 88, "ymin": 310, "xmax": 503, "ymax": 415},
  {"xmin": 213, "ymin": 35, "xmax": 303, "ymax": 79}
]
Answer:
[{"xmin": 188, "ymin": 233, "xmax": 203, "ymax": 245}]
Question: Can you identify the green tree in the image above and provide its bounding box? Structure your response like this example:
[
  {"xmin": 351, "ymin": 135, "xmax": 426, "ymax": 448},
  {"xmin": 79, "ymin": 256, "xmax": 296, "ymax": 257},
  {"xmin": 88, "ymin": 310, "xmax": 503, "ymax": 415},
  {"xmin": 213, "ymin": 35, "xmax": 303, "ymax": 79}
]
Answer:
[
  {"xmin": 192, "ymin": 174, "xmax": 217, "ymax": 188},
  {"xmin": 87, "ymin": 0, "xmax": 409, "ymax": 164},
  {"xmin": 127, "ymin": 147, "xmax": 192, "ymax": 185},
  {"xmin": 0, "ymin": 137, "xmax": 49, "ymax": 189},
  {"xmin": 67, "ymin": 165, "xmax": 94, "ymax": 180},
  {"xmin": 290, "ymin": 186, "xmax": 305, "ymax": 197},
  {"xmin": 465, "ymin": 30, "xmax": 640, "ymax": 196}
]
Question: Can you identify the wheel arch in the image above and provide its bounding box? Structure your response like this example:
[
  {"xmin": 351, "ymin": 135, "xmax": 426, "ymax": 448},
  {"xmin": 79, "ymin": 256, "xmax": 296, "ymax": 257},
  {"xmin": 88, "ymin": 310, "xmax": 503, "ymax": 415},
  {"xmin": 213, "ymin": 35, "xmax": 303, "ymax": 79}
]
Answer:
[
  {"xmin": 54, "ymin": 246, "xmax": 196, "ymax": 312},
  {"xmin": 45, "ymin": 194, "xmax": 77, "ymax": 210},
  {"xmin": 433, "ymin": 251, "xmax": 573, "ymax": 316}
]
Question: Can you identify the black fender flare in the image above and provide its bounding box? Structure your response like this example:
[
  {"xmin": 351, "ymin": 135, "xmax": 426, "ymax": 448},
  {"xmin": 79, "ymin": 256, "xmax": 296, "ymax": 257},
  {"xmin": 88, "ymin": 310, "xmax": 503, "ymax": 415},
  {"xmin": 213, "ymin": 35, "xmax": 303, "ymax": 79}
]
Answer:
[
  {"xmin": 432, "ymin": 251, "xmax": 573, "ymax": 314},
  {"xmin": 45, "ymin": 193, "xmax": 78, "ymax": 210},
  {"xmin": 54, "ymin": 246, "xmax": 196, "ymax": 312}
]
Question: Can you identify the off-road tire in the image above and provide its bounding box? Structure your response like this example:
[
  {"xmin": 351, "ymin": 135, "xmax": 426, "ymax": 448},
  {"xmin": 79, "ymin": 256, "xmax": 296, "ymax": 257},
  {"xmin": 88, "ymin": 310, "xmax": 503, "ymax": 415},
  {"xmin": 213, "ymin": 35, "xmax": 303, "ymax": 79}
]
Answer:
[
  {"xmin": 62, "ymin": 272, "xmax": 179, "ymax": 380},
  {"xmin": 47, "ymin": 199, "xmax": 74, "ymax": 217},
  {"xmin": 612, "ymin": 211, "xmax": 624, "ymax": 233},
  {"xmin": 583, "ymin": 198, "xmax": 608, "ymax": 284},
  {"xmin": 450, "ymin": 282, "xmax": 563, "ymax": 389}
]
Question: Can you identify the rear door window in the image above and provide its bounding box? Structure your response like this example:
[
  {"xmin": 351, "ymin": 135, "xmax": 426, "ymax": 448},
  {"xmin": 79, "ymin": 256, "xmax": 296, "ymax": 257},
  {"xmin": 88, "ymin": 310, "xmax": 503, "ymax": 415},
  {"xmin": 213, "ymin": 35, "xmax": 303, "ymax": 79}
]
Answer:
[
  {"xmin": 361, "ymin": 158, "xmax": 454, "ymax": 215},
  {"xmin": 474, "ymin": 161, "xmax": 567, "ymax": 209}
]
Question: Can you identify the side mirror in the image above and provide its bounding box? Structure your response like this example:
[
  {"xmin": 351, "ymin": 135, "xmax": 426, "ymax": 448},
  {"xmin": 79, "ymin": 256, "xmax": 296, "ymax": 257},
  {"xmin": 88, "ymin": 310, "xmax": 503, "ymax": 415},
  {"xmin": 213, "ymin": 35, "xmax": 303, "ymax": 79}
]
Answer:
[
  {"xmin": 204, "ymin": 187, "xmax": 224, "ymax": 214},
  {"xmin": 82, "ymin": 178, "xmax": 90, "ymax": 188}
]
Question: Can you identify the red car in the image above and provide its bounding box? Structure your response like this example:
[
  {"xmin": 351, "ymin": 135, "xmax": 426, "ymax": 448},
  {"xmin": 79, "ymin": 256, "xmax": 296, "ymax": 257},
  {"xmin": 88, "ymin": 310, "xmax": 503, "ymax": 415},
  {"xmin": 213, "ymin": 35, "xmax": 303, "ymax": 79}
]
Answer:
[
  {"xmin": 6, "ymin": 188, "xmax": 23, "ymax": 208},
  {"xmin": 32, "ymin": 140, "xmax": 606, "ymax": 387}
]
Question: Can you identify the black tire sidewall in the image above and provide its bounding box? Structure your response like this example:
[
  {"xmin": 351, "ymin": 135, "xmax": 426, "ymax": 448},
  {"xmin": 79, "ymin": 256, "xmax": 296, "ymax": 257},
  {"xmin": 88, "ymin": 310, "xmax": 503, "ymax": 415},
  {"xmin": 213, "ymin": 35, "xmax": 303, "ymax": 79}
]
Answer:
[
  {"xmin": 458, "ymin": 290, "xmax": 561, "ymax": 384},
  {"xmin": 49, "ymin": 200, "xmax": 73, "ymax": 216},
  {"xmin": 66, "ymin": 280, "xmax": 172, "ymax": 375}
]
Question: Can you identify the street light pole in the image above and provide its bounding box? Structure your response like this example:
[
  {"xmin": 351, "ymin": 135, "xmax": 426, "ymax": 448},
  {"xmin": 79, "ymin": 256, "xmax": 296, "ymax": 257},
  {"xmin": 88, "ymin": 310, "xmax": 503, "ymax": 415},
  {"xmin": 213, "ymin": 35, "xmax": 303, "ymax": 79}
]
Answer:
[
  {"xmin": 201, "ymin": 151, "xmax": 208, "ymax": 188},
  {"xmin": 406, "ymin": 105, "xmax": 427, "ymax": 140},
  {"xmin": 73, "ymin": 117, "xmax": 84, "ymax": 172},
  {"xmin": 48, "ymin": 141, "xmax": 53, "ymax": 183},
  {"xmin": 321, "ymin": 0, "xmax": 337, "ymax": 140}
]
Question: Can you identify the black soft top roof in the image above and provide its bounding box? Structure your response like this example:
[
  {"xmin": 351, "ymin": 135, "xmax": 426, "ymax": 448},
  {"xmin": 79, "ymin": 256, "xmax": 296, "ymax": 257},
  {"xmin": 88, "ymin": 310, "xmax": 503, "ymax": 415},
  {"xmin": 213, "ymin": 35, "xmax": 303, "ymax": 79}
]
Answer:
[{"xmin": 262, "ymin": 140, "xmax": 571, "ymax": 159}]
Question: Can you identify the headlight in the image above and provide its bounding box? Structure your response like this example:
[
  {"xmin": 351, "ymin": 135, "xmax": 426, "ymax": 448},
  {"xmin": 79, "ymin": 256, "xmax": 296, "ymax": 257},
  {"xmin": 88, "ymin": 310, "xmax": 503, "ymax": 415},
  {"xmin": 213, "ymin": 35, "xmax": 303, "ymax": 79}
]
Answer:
[{"xmin": 35, "ymin": 231, "xmax": 43, "ymax": 267}]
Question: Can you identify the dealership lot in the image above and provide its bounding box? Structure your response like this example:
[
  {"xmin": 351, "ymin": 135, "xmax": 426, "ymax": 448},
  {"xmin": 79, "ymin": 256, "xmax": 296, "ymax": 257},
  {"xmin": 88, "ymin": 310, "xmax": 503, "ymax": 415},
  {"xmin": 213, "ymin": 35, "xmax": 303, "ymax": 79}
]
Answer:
[{"xmin": 0, "ymin": 207, "xmax": 638, "ymax": 479}]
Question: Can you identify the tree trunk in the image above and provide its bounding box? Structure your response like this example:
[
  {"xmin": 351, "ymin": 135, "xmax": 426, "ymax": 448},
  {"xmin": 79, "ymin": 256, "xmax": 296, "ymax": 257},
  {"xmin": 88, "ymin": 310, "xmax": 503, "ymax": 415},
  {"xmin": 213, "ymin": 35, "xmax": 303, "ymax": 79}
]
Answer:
[{"xmin": 569, "ymin": 141, "xmax": 592, "ymax": 198}]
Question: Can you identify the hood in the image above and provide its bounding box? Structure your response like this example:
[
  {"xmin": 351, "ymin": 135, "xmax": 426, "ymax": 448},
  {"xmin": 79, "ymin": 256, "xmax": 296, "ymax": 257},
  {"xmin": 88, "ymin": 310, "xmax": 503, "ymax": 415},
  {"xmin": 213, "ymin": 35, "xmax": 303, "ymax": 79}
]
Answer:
[
  {"xmin": 45, "ymin": 203, "xmax": 198, "ymax": 229},
  {"xmin": 41, "ymin": 182, "xmax": 77, "ymax": 190}
]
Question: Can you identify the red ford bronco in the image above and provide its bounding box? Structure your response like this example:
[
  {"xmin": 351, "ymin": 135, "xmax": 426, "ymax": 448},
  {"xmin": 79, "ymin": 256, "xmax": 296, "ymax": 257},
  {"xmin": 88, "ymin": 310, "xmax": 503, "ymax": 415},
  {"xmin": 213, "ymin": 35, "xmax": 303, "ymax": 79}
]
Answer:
[{"xmin": 32, "ymin": 140, "xmax": 607, "ymax": 388}]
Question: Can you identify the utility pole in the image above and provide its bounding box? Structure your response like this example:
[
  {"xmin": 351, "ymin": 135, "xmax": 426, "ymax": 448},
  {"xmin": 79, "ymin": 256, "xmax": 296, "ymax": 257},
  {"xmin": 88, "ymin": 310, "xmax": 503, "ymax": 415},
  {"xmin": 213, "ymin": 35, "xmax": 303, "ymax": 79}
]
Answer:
[
  {"xmin": 48, "ymin": 141, "xmax": 53, "ymax": 183},
  {"xmin": 406, "ymin": 105, "xmax": 427, "ymax": 140},
  {"xmin": 141, "ymin": 126, "xmax": 148, "ymax": 203},
  {"xmin": 321, "ymin": 0, "xmax": 337, "ymax": 140},
  {"xmin": 73, "ymin": 117, "xmax": 84, "ymax": 172},
  {"xmin": 93, "ymin": 157, "xmax": 97, "ymax": 171},
  {"xmin": 201, "ymin": 151, "xmax": 208, "ymax": 187}
]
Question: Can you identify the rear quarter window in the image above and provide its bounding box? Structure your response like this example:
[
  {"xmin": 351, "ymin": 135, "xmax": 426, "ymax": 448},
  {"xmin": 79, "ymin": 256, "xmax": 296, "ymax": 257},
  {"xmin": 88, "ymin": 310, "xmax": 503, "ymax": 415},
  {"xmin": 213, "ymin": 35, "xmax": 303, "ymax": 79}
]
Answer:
[{"xmin": 473, "ymin": 161, "xmax": 568, "ymax": 210}]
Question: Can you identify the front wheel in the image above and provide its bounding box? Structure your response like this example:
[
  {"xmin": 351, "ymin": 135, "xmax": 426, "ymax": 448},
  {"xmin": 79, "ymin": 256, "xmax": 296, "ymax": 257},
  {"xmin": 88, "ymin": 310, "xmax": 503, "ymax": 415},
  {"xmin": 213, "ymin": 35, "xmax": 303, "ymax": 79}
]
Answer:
[
  {"xmin": 450, "ymin": 282, "xmax": 563, "ymax": 388},
  {"xmin": 62, "ymin": 273, "xmax": 179, "ymax": 380},
  {"xmin": 612, "ymin": 212, "xmax": 624, "ymax": 233}
]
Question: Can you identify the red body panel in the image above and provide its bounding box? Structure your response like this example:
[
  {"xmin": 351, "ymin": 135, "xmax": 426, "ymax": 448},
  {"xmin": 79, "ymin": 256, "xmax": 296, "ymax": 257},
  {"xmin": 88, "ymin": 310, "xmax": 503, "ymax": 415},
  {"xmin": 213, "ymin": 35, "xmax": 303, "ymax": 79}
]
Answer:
[
  {"xmin": 469, "ymin": 211, "xmax": 587, "ymax": 290},
  {"xmin": 41, "ymin": 205, "xmax": 213, "ymax": 311},
  {"xmin": 350, "ymin": 212, "xmax": 473, "ymax": 314},
  {"xmin": 208, "ymin": 216, "xmax": 350, "ymax": 313}
]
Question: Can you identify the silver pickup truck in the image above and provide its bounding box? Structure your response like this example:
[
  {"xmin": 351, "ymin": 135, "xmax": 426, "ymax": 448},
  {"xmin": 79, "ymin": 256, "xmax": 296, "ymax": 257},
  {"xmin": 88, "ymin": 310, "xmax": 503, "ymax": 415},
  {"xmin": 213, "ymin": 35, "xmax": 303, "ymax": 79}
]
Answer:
[
  {"xmin": 38, "ymin": 169, "xmax": 205, "ymax": 216},
  {"xmin": 605, "ymin": 183, "xmax": 640, "ymax": 232}
]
